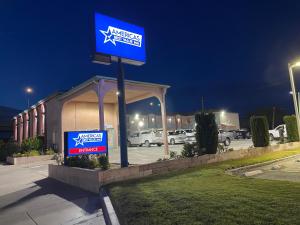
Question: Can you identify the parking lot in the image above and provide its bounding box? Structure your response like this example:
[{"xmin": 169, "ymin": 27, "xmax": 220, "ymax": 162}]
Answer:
[{"xmin": 109, "ymin": 139, "xmax": 261, "ymax": 165}]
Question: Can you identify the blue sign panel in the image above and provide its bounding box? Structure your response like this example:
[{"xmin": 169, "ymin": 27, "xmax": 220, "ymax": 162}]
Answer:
[
  {"xmin": 65, "ymin": 130, "xmax": 108, "ymax": 156},
  {"xmin": 94, "ymin": 13, "xmax": 146, "ymax": 65}
]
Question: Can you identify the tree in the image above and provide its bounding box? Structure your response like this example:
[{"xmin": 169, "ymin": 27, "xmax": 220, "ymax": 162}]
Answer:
[
  {"xmin": 195, "ymin": 112, "xmax": 218, "ymax": 154},
  {"xmin": 250, "ymin": 116, "xmax": 270, "ymax": 147},
  {"xmin": 283, "ymin": 115, "xmax": 299, "ymax": 142}
]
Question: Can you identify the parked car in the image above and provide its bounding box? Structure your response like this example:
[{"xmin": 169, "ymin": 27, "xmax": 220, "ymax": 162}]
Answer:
[
  {"xmin": 184, "ymin": 135, "xmax": 196, "ymax": 145},
  {"xmin": 175, "ymin": 129, "xmax": 195, "ymax": 137},
  {"xmin": 218, "ymin": 129, "xmax": 234, "ymax": 146},
  {"xmin": 228, "ymin": 129, "xmax": 251, "ymax": 139},
  {"xmin": 167, "ymin": 130, "xmax": 186, "ymax": 145},
  {"xmin": 269, "ymin": 125, "xmax": 287, "ymax": 141},
  {"xmin": 184, "ymin": 130, "xmax": 233, "ymax": 146},
  {"xmin": 127, "ymin": 129, "xmax": 163, "ymax": 147}
]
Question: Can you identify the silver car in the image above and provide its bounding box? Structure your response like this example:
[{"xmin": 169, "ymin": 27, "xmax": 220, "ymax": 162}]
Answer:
[
  {"xmin": 127, "ymin": 129, "xmax": 163, "ymax": 147},
  {"xmin": 167, "ymin": 131, "xmax": 186, "ymax": 145},
  {"xmin": 184, "ymin": 130, "xmax": 233, "ymax": 146}
]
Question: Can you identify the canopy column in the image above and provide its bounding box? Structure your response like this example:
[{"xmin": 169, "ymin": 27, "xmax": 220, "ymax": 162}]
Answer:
[{"xmin": 158, "ymin": 88, "xmax": 169, "ymax": 157}]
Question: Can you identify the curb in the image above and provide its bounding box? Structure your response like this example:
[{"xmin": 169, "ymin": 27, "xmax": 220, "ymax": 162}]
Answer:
[
  {"xmin": 100, "ymin": 188, "xmax": 120, "ymax": 225},
  {"xmin": 226, "ymin": 153, "xmax": 300, "ymax": 175}
]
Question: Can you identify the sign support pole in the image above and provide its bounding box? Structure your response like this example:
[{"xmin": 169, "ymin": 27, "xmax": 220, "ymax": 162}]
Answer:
[{"xmin": 117, "ymin": 57, "xmax": 129, "ymax": 167}]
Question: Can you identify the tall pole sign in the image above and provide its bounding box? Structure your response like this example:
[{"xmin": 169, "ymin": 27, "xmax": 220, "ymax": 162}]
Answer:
[{"xmin": 93, "ymin": 13, "xmax": 146, "ymax": 167}]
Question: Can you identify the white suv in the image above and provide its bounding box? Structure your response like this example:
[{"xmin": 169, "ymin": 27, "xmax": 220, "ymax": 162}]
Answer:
[
  {"xmin": 269, "ymin": 125, "xmax": 287, "ymax": 141},
  {"xmin": 128, "ymin": 129, "xmax": 163, "ymax": 147}
]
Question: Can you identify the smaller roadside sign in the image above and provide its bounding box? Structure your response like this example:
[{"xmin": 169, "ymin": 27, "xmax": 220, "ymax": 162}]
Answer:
[{"xmin": 64, "ymin": 130, "xmax": 108, "ymax": 156}]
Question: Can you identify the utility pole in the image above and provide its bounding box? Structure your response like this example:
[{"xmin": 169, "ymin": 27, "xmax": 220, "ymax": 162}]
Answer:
[{"xmin": 201, "ymin": 96, "xmax": 204, "ymax": 113}]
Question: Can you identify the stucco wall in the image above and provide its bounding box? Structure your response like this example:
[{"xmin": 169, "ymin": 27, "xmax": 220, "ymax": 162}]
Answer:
[
  {"xmin": 45, "ymin": 97, "xmax": 61, "ymax": 150},
  {"xmin": 61, "ymin": 102, "xmax": 117, "ymax": 130},
  {"xmin": 60, "ymin": 101, "xmax": 119, "ymax": 149}
]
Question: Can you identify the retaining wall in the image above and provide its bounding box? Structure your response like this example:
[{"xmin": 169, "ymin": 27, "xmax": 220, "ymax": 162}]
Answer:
[{"xmin": 49, "ymin": 141, "xmax": 300, "ymax": 193}]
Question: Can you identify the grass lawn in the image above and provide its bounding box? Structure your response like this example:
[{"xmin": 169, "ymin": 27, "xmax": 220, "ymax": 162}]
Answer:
[{"xmin": 107, "ymin": 149, "xmax": 300, "ymax": 225}]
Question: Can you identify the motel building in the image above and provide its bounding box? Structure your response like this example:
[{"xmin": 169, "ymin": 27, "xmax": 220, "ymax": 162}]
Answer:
[{"xmin": 12, "ymin": 76, "xmax": 170, "ymax": 160}]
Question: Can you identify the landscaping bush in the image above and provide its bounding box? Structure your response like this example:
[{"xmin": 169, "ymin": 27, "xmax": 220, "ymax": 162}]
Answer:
[
  {"xmin": 195, "ymin": 112, "xmax": 218, "ymax": 154},
  {"xmin": 169, "ymin": 151, "xmax": 177, "ymax": 159},
  {"xmin": 65, "ymin": 154, "xmax": 109, "ymax": 170},
  {"xmin": 89, "ymin": 156, "xmax": 100, "ymax": 169},
  {"xmin": 181, "ymin": 143, "xmax": 197, "ymax": 157},
  {"xmin": 283, "ymin": 115, "xmax": 299, "ymax": 142},
  {"xmin": 45, "ymin": 148, "xmax": 55, "ymax": 155},
  {"xmin": 98, "ymin": 155, "xmax": 109, "ymax": 170},
  {"xmin": 28, "ymin": 150, "xmax": 40, "ymax": 156},
  {"xmin": 21, "ymin": 137, "xmax": 42, "ymax": 153},
  {"xmin": 0, "ymin": 141, "xmax": 20, "ymax": 161},
  {"xmin": 13, "ymin": 150, "xmax": 40, "ymax": 158},
  {"xmin": 250, "ymin": 116, "xmax": 270, "ymax": 147}
]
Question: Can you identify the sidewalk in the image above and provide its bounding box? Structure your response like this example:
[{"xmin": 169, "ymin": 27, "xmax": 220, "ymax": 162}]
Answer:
[{"xmin": 0, "ymin": 161, "xmax": 106, "ymax": 225}]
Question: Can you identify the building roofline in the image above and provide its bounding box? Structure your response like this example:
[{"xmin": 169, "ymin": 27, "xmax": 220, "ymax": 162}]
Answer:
[
  {"xmin": 14, "ymin": 92, "xmax": 63, "ymax": 119},
  {"xmin": 13, "ymin": 76, "xmax": 171, "ymax": 119},
  {"xmin": 58, "ymin": 75, "xmax": 170, "ymax": 101}
]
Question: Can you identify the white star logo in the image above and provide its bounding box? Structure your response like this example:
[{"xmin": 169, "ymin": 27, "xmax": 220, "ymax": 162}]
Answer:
[
  {"xmin": 73, "ymin": 136, "xmax": 84, "ymax": 146},
  {"xmin": 100, "ymin": 27, "xmax": 116, "ymax": 46}
]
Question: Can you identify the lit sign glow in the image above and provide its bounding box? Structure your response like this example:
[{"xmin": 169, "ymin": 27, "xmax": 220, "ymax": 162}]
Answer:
[
  {"xmin": 95, "ymin": 13, "xmax": 146, "ymax": 65},
  {"xmin": 65, "ymin": 131, "xmax": 108, "ymax": 156}
]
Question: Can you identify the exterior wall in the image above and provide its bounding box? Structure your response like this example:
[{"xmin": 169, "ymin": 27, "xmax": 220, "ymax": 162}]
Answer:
[
  {"xmin": 215, "ymin": 112, "xmax": 240, "ymax": 130},
  {"xmin": 59, "ymin": 101, "xmax": 119, "ymax": 150},
  {"xmin": 61, "ymin": 102, "xmax": 117, "ymax": 131},
  {"xmin": 45, "ymin": 97, "xmax": 61, "ymax": 151},
  {"xmin": 15, "ymin": 106, "xmax": 45, "ymax": 145},
  {"xmin": 17, "ymin": 116, "xmax": 23, "ymax": 143}
]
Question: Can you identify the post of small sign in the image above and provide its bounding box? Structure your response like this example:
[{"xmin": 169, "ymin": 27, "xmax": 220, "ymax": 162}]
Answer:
[{"xmin": 93, "ymin": 13, "xmax": 146, "ymax": 167}]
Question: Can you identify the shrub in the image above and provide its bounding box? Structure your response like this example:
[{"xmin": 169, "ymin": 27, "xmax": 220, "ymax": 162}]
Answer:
[
  {"xmin": 79, "ymin": 154, "xmax": 90, "ymax": 168},
  {"xmin": 195, "ymin": 112, "xmax": 218, "ymax": 154},
  {"xmin": 45, "ymin": 148, "xmax": 55, "ymax": 155},
  {"xmin": 98, "ymin": 155, "xmax": 109, "ymax": 170},
  {"xmin": 181, "ymin": 143, "xmax": 196, "ymax": 157},
  {"xmin": 21, "ymin": 138, "xmax": 42, "ymax": 153},
  {"xmin": 88, "ymin": 157, "xmax": 100, "ymax": 169},
  {"xmin": 65, "ymin": 154, "xmax": 109, "ymax": 170},
  {"xmin": 65, "ymin": 156, "xmax": 79, "ymax": 167},
  {"xmin": 169, "ymin": 151, "xmax": 177, "ymax": 159},
  {"xmin": 283, "ymin": 115, "xmax": 299, "ymax": 142},
  {"xmin": 250, "ymin": 116, "xmax": 270, "ymax": 147},
  {"xmin": 0, "ymin": 141, "xmax": 21, "ymax": 160},
  {"xmin": 28, "ymin": 150, "xmax": 40, "ymax": 156}
]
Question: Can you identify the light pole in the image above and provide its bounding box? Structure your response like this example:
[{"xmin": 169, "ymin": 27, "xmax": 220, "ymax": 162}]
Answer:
[
  {"xmin": 288, "ymin": 61, "xmax": 300, "ymax": 139},
  {"xmin": 25, "ymin": 87, "xmax": 33, "ymax": 108},
  {"xmin": 289, "ymin": 91, "xmax": 300, "ymax": 113}
]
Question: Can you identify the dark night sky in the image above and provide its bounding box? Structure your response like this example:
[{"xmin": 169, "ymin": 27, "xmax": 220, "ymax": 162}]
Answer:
[{"xmin": 1, "ymin": 0, "xmax": 300, "ymax": 116}]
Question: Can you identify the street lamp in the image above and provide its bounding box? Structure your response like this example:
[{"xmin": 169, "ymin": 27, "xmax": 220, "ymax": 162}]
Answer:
[
  {"xmin": 288, "ymin": 61, "xmax": 300, "ymax": 138},
  {"xmin": 25, "ymin": 87, "xmax": 33, "ymax": 108},
  {"xmin": 138, "ymin": 121, "xmax": 144, "ymax": 128},
  {"xmin": 220, "ymin": 110, "xmax": 226, "ymax": 117},
  {"xmin": 134, "ymin": 113, "xmax": 139, "ymax": 120}
]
